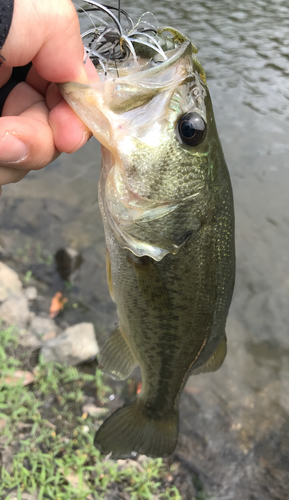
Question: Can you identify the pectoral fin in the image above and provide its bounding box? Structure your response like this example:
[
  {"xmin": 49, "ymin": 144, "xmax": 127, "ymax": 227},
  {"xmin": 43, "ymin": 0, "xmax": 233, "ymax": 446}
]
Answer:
[
  {"xmin": 191, "ymin": 336, "xmax": 227, "ymax": 375},
  {"xmin": 99, "ymin": 326, "xmax": 137, "ymax": 380},
  {"xmin": 129, "ymin": 255, "xmax": 171, "ymax": 312}
]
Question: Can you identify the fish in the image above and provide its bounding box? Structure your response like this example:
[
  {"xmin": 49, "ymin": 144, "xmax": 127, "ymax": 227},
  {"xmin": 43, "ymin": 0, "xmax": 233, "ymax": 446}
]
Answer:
[{"xmin": 59, "ymin": 6, "xmax": 235, "ymax": 459}]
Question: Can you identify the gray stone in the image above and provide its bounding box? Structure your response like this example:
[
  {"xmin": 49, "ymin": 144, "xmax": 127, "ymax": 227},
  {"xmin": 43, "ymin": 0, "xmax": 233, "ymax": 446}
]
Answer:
[
  {"xmin": 41, "ymin": 322, "xmax": 99, "ymax": 365},
  {"xmin": 25, "ymin": 286, "xmax": 38, "ymax": 300},
  {"xmin": 0, "ymin": 262, "xmax": 22, "ymax": 302},
  {"xmin": 30, "ymin": 316, "xmax": 57, "ymax": 339},
  {"xmin": 19, "ymin": 329, "xmax": 41, "ymax": 349},
  {"xmin": 0, "ymin": 294, "xmax": 30, "ymax": 328}
]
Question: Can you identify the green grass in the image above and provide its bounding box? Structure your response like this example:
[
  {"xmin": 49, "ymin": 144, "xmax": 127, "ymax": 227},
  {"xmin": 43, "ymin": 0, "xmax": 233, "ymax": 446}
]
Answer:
[
  {"xmin": 0, "ymin": 325, "xmax": 182, "ymax": 500},
  {"xmin": 15, "ymin": 240, "xmax": 54, "ymax": 267}
]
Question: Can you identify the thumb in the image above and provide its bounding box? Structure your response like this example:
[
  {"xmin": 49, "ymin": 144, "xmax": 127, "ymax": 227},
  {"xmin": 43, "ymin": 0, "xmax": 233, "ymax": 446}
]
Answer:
[{"xmin": 1, "ymin": 0, "xmax": 88, "ymax": 84}]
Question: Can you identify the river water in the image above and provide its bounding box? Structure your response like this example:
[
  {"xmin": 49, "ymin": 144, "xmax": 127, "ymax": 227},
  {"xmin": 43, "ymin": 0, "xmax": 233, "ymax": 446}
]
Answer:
[{"xmin": 1, "ymin": 0, "xmax": 289, "ymax": 498}]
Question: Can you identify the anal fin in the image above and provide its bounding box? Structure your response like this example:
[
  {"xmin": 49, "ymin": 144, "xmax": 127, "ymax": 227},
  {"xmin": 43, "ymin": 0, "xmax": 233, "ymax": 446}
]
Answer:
[
  {"xmin": 191, "ymin": 336, "xmax": 227, "ymax": 375},
  {"xmin": 99, "ymin": 326, "xmax": 137, "ymax": 380}
]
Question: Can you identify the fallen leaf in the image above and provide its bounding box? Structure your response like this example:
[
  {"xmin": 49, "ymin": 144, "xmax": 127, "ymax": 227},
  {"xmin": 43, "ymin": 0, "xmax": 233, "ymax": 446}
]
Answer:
[
  {"xmin": 49, "ymin": 292, "xmax": 68, "ymax": 318},
  {"xmin": 2, "ymin": 371, "xmax": 34, "ymax": 386}
]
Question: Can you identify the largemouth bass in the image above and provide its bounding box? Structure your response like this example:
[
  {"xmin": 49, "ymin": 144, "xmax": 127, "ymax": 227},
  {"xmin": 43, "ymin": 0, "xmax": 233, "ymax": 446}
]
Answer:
[{"xmin": 59, "ymin": 3, "xmax": 235, "ymax": 458}]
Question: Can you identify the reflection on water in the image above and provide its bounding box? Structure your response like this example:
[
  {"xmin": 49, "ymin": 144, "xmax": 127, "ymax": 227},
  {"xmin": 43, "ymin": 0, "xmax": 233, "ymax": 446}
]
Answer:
[{"xmin": 1, "ymin": 0, "xmax": 289, "ymax": 498}]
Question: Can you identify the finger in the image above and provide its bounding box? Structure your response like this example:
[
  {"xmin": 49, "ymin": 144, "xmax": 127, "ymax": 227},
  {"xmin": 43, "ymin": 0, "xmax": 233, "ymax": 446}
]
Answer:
[
  {"xmin": 34, "ymin": 2, "xmax": 89, "ymax": 84},
  {"xmin": 2, "ymin": 80, "xmax": 91, "ymax": 157},
  {"xmin": 25, "ymin": 64, "xmax": 50, "ymax": 96},
  {"xmin": 0, "ymin": 82, "xmax": 58, "ymax": 169},
  {"xmin": 49, "ymin": 100, "xmax": 92, "ymax": 153},
  {"xmin": 0, "ymin": 165, "xmax": 28, "ymax": 185},
  {"xmin": 25, "ymin": 58, "xmax": 99, "ymax": 101},
  {"xmin": 2, "ymin": 0, "xmax": 88, "ymax": 84},
  {"xmin": 83, "ymin": 58, "xmax": 100, "ymax": 84},
  {"xmin": 46, "ymin": 83, "xmax": 64, "ymax": 111},
  {"xmin": 45, "ymin": 57, "xmax": 99, "ymax": 152},
  {"xmin": 0, "ymin": 115, "xmax": 60, "ymax": 170},
  {"xmin": 46, "ymin": 81, "xmax": 94, "ymax": 153},
  {"xmin": 0, "ymin": 83, "xmax": 59, "ymax": 169},
  {"xmin": 2, "ymin": 81, "xmax": 45, "ymax": 117}
]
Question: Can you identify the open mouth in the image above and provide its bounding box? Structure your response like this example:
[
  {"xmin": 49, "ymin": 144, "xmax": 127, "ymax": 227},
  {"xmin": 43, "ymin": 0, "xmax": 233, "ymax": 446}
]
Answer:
[{"xmin": 75, "ymin": 1, "xmax": 194, "ymax": 76}]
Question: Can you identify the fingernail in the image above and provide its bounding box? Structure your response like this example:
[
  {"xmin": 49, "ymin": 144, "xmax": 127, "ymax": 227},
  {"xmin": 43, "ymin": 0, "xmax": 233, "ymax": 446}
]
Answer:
[
  {"xmin": 0, "ymin": 133, "xmax": 28, "ymax": 163},
  {"xmin": 82, "ymin": 130, "xmax": 93, "ymax": 144}
]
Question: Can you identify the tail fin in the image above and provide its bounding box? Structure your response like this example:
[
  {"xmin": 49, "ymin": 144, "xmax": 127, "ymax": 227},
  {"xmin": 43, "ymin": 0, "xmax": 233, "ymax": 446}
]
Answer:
[{"xmin": 94, "ymin": 399, "xmax": 178, "ymax": 459}]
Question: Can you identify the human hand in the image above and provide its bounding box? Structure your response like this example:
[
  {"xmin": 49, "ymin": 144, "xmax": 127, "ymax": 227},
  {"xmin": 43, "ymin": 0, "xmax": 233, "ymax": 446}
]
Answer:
[{"xmin": 0, "ymin": 0, "xmax": 99, "ymax": 194}]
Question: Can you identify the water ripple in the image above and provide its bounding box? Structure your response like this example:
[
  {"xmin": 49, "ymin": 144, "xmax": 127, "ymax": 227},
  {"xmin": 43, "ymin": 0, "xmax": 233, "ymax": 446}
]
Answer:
[{"xmin": 129, "ymin": 0, "xmax": 289, "ymax": 119}]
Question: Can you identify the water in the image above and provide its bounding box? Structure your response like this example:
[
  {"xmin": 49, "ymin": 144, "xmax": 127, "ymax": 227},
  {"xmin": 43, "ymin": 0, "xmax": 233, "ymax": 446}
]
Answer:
[{"xmin": 1, "ymin": 1, "xmax": 289, "ymax": 497}]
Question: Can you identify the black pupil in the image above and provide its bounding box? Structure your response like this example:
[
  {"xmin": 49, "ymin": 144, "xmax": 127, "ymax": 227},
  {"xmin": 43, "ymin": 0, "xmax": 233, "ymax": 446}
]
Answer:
[
  {"xmin": 177, "ymin": 112, "xmax": 206, "ymax": 147},
  {"xmin": 181, "ymin": 120, "xmax": 197, "ymax": 139}
]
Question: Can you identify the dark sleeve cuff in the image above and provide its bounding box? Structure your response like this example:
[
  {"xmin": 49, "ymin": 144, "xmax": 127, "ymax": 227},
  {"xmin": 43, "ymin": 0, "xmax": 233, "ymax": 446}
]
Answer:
[
  {"xmin": 0, "ymin": 0, "xmax": 14, "ymax": 50},
  {"xmin": 0, "ymin": 63, "xmax": 32, "ymax": 115}
]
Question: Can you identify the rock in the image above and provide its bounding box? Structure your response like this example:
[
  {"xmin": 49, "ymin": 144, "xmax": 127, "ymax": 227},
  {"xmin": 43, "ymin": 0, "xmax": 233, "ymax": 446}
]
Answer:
[
  {"xmin": 42, "ymin": 331, "xmax": 56, "ymax": 342},
  {"xmin": 41, "ymin": 322, "xmax": 99, "ymax": 366},
  {"xmin": 30, "ymin": 316, "xmax": 57, "ymax": 340},
  {"xmin": 0, "ymin": 294, "xmax": 30, "ymax": 328},
  {"xmin": 19, "ymin": 329, "xmax": 41, "ymax": 349},
  {"xmin": 25, "ymin": 286, "xmax": 38, "ymax": 300},
  {"xmin": 0, "ymin": 262, "xmax": 22, "ymax": 302}
]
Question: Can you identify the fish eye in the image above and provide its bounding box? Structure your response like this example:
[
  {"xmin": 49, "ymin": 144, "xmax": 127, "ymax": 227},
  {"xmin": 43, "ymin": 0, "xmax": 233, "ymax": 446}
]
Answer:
[{"xmin": 176, "ymin": 112, "xmax": 206, "ymax": 147}]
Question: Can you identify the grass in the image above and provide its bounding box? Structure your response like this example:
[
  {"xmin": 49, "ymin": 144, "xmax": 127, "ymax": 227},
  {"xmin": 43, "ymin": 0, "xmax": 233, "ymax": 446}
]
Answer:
[
  {"xmin": 0, "ymin": 325, "xmax": 183, "ymax": 500},
  {"xmin": 15, "ymin": 240, "xmax": 54, "ymax": 267}
]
